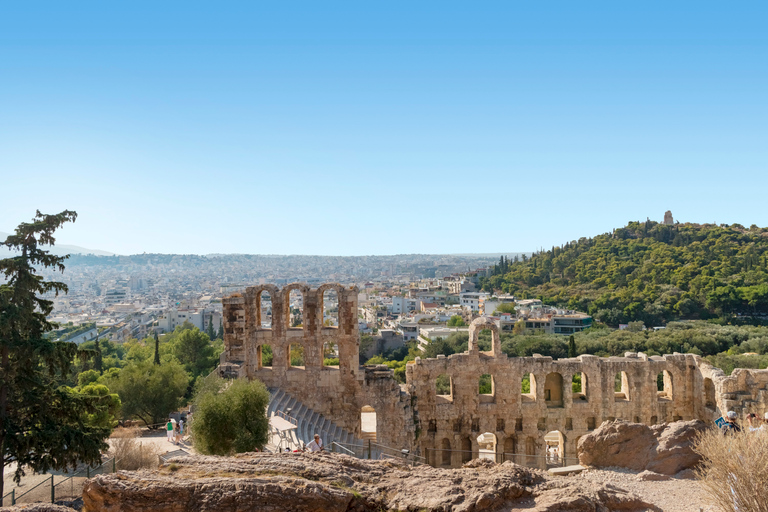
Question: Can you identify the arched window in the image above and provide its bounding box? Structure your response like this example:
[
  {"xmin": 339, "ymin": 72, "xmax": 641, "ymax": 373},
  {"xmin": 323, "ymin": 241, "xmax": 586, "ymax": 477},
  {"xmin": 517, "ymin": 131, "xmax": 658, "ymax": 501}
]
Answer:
[
  {"xmin": 322, "ymin": 289, "xmax": 338, "ymax": 327},
  {"xmin": 572, "ymin": 372, "xmax": 588, "ymax": 402},
  {"xmin": 259, "ymin": 291, "xmax": 272, "ymax": 328},
  {"xmin": 322, "ymin": 341, "xmax": 338, "ymax": 367},
  {"xmin": 522, "ymin": 372, "xmax": 536, "ymax": 401},
  {"xmin": 544, "ymin": 373, "xmax": 564, "ymax": 407},
  {"xmin": 258, "ymin": 344, "xmax": 273, "ymax": 369},
  {"xmin": 289, "ymin": 344, "xmax": 304, "ymax": 368},
  {"xmin": 288, "ymin": 289, "xmax": 303, "ymax": 328},
  {"xmin": 479, "ymin": 374, "xmax": 494, "ymax": 395},
  {"xmin": 615, "ymin": 371, "xmax": 630, "ymax": 401},
  {"xmin": 657, "ymin": 370, "xmax": 673, "ymax": 400},
  {"xmin": 436, "ymin": 373, "xmax": 452, "ymax": 401}
]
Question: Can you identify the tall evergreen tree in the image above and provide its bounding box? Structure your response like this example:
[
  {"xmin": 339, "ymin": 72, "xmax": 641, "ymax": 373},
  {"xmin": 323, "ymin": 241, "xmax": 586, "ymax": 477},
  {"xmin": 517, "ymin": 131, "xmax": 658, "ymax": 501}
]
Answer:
[
  {"xmin": 0, "ymin": 211, "xmax": 111, "ymax": 496},
  {"xmin": 217, "ymin": 319, "xmax": 224, "ymax": 340},
  {"xmin": 206, "ymin": 317, "xmax": 216, "ymax": 340},
  {"xmin": 95, "ymin": 338, "xmax": 103, "ymax": 374},
  {"xmin": 568, "ymin": 335, "xmax": 577, "ymax": 358},
  {"xmin": 153, "ymin": 331, "xmax": 161, "ymax": 365}
]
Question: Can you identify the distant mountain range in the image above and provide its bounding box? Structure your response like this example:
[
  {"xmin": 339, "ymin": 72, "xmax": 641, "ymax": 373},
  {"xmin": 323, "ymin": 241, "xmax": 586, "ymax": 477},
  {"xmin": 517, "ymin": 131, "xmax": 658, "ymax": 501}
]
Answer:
[{"xmin": 0, "ymin": 232, "xmax": 115, "ymax": 257}]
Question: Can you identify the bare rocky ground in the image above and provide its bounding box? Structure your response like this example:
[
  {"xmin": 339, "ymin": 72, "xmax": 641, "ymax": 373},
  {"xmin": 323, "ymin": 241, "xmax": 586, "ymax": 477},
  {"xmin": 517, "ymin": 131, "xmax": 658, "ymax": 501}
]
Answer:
[
  {"xmin": 0, "ymin": 456, "xmax": 716, "ymax": 512},
  {"xmin": 76, "ymin": 452, "xmax": 667, "ymax": 512}
]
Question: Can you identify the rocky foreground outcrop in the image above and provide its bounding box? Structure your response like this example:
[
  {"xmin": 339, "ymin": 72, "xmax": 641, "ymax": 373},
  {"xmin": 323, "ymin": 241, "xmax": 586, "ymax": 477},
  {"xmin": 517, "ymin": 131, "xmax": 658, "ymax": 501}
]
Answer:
[
  {"xmin": 79, "ymin": 452, "xmax": 659, "ymax": 512},
  {"xmin": 577, "ymin": 420, "xmax": 708, "ymax": 475}
]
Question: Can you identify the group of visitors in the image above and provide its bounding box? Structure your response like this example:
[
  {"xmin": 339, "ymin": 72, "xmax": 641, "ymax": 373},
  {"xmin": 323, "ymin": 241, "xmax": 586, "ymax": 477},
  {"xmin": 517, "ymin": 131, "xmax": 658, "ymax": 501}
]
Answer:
[
  {"xmin": 166, "ymin": 415, "xmax": 190, "ymax": 445},
  {"xmin": 721, "ymin": 410, "xmax": 768, "ymax": 434}
]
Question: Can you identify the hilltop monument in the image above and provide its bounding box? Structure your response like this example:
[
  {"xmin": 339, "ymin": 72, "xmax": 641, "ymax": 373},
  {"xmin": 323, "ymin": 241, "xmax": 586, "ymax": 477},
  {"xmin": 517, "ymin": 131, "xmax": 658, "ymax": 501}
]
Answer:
[{"xmin": 663, "ymin": 210, "xmax": 674, "ymax": 225}]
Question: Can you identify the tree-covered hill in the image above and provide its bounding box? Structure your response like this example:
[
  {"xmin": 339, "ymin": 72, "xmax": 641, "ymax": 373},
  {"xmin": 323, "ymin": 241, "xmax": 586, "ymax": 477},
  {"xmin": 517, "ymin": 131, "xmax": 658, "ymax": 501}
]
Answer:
[{"xmin": 480, "ymin": 221, "xmax": 768, "ymax": 326}]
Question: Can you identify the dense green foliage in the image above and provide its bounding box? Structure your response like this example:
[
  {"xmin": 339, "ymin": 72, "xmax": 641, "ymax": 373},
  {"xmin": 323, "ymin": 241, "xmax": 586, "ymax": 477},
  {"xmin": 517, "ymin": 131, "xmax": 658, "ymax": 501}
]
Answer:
[
  {"xmin": 480, "ymin": 221, "xmax": 768, "ymax": 326},
  {"xmin": 103, "ymin": 359, "xmax": 189, "ymax": 426},
  {"xmin": 192, "ymin": 377, "xmax": 270, "ymax": 455},
  {"xmin": 70, "ymin": 322, "xmax": 224, "ymax": 427},
  {"xmin": 0, "ymin": 211, "xmax": 112, "ymax": 496},
  {"xmin": 447, "ymin": 315, "xmax": 466, "ymax": 327}
]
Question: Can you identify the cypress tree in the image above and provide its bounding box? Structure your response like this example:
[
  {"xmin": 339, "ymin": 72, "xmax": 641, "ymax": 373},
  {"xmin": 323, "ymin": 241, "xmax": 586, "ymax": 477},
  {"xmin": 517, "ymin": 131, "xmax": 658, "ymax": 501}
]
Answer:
[
  {"xmin": 217, "ymin": 319, "xmax": 224, "ymax": 340},
  {"xmin": 153, "ymin": 331, "xmax": 161, "ymax": 365},
  {"xmin": 568, "ymin": 335, "xmax": 577, "ymax": 358}
]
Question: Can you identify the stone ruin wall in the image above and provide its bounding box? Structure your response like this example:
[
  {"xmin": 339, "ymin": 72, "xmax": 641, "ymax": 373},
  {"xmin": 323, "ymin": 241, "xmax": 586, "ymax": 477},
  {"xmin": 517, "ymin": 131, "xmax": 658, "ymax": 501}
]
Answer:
[
  {"xmin": 221, "ymin": 283, "xmax": 415, "ymax": 450},
  {"xmin": 222, "ymin": 284, "xmax": 768, "ymax": 466}
]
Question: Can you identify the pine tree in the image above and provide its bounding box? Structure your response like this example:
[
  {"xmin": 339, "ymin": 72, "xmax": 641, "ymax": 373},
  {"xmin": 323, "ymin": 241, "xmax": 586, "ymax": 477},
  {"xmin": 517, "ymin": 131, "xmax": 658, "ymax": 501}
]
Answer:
[
  {"xmin": 217, "ymin": 319, "xmax": 224, "ymax": 340},
  {"xmin": 0, "ymin": 211, "xmax": 111, "ymax": 497},
  {"xmin": 568, "ymin": 335, "xmax": 577, "ymax": 358},
  {"xmin": 153, "ymin": 331, "xmax": 161, "ymax": 365},
  {"xmin": 206, "ymin": 317, "xmax": 216, "ymax": 340}
]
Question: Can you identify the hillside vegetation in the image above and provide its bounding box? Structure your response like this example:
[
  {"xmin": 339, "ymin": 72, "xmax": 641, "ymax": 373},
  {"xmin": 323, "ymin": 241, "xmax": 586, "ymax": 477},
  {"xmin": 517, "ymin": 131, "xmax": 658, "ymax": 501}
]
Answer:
[{"xmin": 480, "ymin": 221, "xmax": 768, "ymax": 326}]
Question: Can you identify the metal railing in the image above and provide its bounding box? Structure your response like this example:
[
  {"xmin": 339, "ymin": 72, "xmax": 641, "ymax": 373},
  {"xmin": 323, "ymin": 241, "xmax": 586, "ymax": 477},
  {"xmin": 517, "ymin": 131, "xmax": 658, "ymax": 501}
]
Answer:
[
  {"xmin": 2, "ymin": 457, "xmax": 120, "ymax": 506},
  {"xmin": 423, "ymin": 447, "xmax": 580, "ymax": 469}
]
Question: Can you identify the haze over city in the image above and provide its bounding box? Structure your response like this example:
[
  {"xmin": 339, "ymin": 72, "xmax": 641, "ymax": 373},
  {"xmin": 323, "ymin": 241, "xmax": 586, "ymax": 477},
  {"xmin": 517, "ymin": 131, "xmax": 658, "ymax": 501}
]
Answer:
[{"xmin": 2, "ymin": 1, "xmax": 767, "ymax": 256}]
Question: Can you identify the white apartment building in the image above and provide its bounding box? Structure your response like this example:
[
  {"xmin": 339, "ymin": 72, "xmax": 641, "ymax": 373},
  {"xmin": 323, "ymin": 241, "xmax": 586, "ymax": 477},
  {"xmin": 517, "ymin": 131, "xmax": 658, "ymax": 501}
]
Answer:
[
  {"xmin": 459, "ymin": 292, "xmax": 490, "ymax": 312},
  {"xmin": 389, "ymin": 297, "xmax": 420, "ymax": 315},
  {"xmin": 157, "ymin": 308, "xmax": 208, "ymax": 333}
]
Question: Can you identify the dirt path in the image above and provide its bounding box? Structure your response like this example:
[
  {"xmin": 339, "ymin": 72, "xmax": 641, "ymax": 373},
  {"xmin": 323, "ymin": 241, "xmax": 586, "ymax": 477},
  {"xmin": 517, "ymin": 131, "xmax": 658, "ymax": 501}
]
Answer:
[{"xmin": 574, "ymin": 468, "xmax": 716, "ymax": 512}]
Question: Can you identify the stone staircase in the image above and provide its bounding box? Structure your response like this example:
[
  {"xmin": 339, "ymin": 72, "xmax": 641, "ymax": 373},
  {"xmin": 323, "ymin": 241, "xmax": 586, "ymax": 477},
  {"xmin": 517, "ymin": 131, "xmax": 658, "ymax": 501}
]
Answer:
[{"xmin": 267, "ymin": 388, "xmax": 362, "ymax": 452}]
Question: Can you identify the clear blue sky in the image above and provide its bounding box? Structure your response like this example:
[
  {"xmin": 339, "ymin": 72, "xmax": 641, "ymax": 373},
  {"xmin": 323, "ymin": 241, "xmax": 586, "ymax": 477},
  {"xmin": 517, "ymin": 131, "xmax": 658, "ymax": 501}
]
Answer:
[{"xmin": 1, "ymin": 2, "xmax": 766, "ymax": 255}]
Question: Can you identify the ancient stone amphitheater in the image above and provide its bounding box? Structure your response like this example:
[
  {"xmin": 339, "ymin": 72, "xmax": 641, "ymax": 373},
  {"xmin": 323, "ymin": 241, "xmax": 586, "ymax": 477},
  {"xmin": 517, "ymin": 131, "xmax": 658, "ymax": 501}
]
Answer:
[{"xmin": 220, "ymin": 283, "xmax": 768, "ymax": 467}]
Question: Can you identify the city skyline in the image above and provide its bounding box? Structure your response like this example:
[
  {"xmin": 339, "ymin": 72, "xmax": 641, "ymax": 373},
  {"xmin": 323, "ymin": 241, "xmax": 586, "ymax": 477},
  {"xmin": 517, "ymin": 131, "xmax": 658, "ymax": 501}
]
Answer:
[{"xmin": 2, "ymin": 2, "xmax": 766, "ymax": 255}]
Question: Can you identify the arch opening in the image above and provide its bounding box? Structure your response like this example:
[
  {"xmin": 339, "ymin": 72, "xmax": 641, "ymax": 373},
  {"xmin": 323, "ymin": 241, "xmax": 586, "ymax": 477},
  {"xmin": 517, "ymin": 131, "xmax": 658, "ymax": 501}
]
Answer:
[
  {"xmin": 259, "ymin": 291, "xmax": 272, "ymax": 328},
  {"xmin": 479, "ymin": 373, "xmax": 494, "ymax": 396},
  {"xmin": 322, "ymin": 340, "xmax": 339, "ymax": 367},
  {"xmin": 322, "ymin": 289, "xmax": 339, "ymax": 328},
  {"xmin": 657, "ymin": 370, "xmax": 673, "ymax": 400},
  {"xmin": 522, "ymin": 372, "xmax": 536, "ymax": 402},
  {"xmin": 477, "ymin": 432, "xmax": 496, "ymax": 462},
  {"xmin": 614, "ymin": 371, "xmax": 630, "ymax": 401},
  {"xmin": 572, "ymin": 372, "xmax": 588, "ymax": 402},
  {"xmin": 544, "ymin": 372, "xmax": 564, "ymax": 408},
  {"xmin": 289, "ymin": 344, "xmax": 305, "ymax": 368},
  {"xmin": 545, "ymin": 430, "xmax": 565, "ymax": 467},
  {"xmin": 361, "ymin": 405, "xmax": 377, "ymax": 442},
  {"xmin": 258, "ymin": 344, "xmax": 273, "ymax": 369},
  {"xmin": 436, "ymin": 373, "xmax": 452, "ymax": 402},
  {"xmin": 288, "ymin": 289, "xmax": 303, "ymax": 328},
  {"xmin": 704, "ymin": 378, "xmax": 716, "ymax": 408}
]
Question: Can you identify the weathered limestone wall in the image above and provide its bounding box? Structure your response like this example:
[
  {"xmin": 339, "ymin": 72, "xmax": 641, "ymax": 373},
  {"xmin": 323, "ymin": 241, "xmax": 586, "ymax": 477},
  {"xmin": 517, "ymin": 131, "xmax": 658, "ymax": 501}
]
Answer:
[
  {"xmin": 697, "ymin": 359, "xmax": 768, "ymax": 419},
  {"xmin": 222, "ymin": 283, "xmax": 415, "ymax": 450},
  {"xmin": 223, "ymin": 286, "xmax": 768, "ymax": 467}
]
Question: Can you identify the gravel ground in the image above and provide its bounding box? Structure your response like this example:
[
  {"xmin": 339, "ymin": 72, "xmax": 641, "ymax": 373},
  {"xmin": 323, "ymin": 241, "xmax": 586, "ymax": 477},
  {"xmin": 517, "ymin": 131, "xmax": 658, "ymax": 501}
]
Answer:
[{"xmin": 574, "ymin": 467, "xmax": 716, "ymax": 512}]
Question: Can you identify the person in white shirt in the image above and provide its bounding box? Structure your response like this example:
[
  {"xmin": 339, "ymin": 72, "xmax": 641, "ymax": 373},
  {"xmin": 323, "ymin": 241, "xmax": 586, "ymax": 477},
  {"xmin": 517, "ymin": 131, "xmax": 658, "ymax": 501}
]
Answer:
[{"xmin": 307, "ymin": 434, "xmax": 323, "ymax": 452}]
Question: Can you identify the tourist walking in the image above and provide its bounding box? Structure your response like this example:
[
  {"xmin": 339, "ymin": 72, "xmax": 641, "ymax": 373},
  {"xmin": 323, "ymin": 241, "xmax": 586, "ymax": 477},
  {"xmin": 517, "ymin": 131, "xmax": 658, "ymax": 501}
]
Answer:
[{"xmin": 166, "ymin": 418, "xmax": 174, "ymax": 443}]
